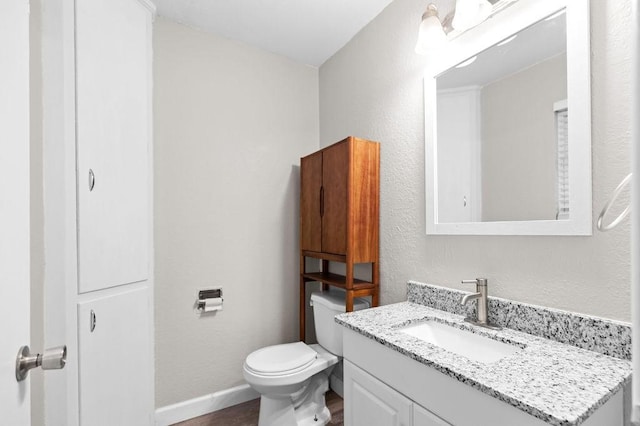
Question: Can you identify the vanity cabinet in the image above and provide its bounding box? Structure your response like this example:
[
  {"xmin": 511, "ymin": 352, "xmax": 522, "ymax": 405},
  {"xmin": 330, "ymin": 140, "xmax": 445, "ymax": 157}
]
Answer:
[
  {"xmin": 413, "ymin": 404, "xmax": 452, "ymax": 426},
  {"xmin": 345, "ymin": 360, "xmax": 412, "ymax": 426},
  {"xmin": 343, "ymin": 328, "xmax": 623, "ymax": 426},
  {"xmin": 299, "ymin": 136, "xmax": 380, "ymax": 341},
  {"xmin": 345, "ymin": 360, "xmax": 451, "ymax": 426}
]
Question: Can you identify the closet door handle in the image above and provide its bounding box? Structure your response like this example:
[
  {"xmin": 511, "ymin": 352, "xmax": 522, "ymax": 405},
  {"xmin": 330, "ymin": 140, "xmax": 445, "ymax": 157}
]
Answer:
[
  {"xmin": 88, "ymin": 169, "xmax": 95, "ymax": 191},
  {"xmin": 320, "ymin": 186, "xmax": 324, "ymax": 217},
  {"xmin": 90, "ymin": 310, "xmax": 96, "ymax": 332}
]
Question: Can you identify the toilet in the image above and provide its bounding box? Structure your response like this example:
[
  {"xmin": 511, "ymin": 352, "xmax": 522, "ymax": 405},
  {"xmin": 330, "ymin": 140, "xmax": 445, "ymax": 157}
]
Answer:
[{"xmin": 243, "ymin": 290, "xmax": 369, "ymax": 426}]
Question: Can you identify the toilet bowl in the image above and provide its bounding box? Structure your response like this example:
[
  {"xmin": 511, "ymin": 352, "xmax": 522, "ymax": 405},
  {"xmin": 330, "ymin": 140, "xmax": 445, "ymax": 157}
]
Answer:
[{"xmin": 243, "ymin": 290, "xmax": 369, "ymax": 426}]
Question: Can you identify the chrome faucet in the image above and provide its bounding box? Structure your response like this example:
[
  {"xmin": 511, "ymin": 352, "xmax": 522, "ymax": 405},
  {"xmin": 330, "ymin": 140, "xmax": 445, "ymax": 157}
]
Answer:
[{"xmin": 461, "ymin": 278, "xmax": 500, "ymax": 330}]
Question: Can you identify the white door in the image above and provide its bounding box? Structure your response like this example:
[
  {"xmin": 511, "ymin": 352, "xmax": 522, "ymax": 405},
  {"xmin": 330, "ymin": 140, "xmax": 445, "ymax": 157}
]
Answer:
[
  {"xmin": 0, "ymin": 0, "xmax": 31, "ymax": 423},
  {"xmin": 436, "ymin": 88, "xmax": 482, "ymax": 223}
]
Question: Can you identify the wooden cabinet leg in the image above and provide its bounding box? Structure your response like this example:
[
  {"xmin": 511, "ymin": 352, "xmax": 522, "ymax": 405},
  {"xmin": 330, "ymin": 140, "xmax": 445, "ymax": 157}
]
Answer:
[
  {"xmin": 346, "ymin": 290, "xmax": 354, "ymax": 312},
  {"xmin": 300, "ymin": 276, "xmax": 306, "ymax": 342},
  {"xmin": 321, "ymin": 260, "xmax": 329, "ymax": 291},
  {"xmin": 373, "ymin": 261, "xmax": 380, "ymax": 307},
  {"xmin": 346, "ymin": 260, "xmax": 354, "ymax": 311},
  {"xmin": 300, "ymin": 254, "xmax": 306, "ymax": 342}
]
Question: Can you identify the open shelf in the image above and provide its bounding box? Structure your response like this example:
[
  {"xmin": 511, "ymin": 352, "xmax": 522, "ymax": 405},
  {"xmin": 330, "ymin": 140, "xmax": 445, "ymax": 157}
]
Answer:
[
  {"xmin": 301, "ymin": 250, "xmax": 347, "ymax": 263},
  {"xmin": 301, "ymin": 271, "xmax": 376, "ymax": 290}
]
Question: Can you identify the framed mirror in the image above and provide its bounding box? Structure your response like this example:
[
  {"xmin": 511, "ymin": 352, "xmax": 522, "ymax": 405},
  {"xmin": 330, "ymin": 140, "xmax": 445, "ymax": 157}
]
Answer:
[{"xmin": 424, "ymin": 0, "xmax": 591, "ymax": 235}]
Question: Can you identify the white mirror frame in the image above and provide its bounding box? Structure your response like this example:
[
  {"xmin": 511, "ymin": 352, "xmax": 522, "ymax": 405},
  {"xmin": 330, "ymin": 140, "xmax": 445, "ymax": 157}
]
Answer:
[{"xmin": 425, "ymin": 0, "xmax": 591, "ymax": 236}]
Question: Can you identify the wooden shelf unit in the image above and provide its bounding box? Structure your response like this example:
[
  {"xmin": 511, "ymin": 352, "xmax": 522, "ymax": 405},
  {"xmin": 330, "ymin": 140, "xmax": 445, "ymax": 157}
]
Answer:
[{"xmin": 299, "ymin": 136, "xmax": 380, "ymax": 342}]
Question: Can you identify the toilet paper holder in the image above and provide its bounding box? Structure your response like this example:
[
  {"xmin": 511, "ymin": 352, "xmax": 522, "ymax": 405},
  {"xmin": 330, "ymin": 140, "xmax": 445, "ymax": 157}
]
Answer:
[{"xmin": 196, "ymin": 288, "xmax": 223, "ymax": 312}]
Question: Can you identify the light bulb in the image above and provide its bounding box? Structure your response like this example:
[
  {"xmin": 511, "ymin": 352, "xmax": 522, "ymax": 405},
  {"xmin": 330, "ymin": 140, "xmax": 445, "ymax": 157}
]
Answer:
[
  {"xmin": 452, "ymin": 0, "xmax": 492, "ymax": 32},
  {"xmin": 415, "ymin": 4, "xmax": 447, "ymax": 55}
]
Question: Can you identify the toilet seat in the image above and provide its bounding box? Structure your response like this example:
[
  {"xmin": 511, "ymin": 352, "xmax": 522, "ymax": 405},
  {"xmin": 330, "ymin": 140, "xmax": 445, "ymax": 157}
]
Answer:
[{"xmin": 245, "ymin": 342, "xmax": 318, "ymax": 377}]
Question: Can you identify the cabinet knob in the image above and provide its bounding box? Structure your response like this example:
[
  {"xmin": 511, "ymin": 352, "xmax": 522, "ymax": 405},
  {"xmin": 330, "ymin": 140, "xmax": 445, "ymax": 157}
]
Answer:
[
  {"xmin": 90, "ymin": 309, "xmax": 97, "ymax": 332},
  {"xmin": 88, "ymin": 169, "xmax": 95, "ymax": 191}
]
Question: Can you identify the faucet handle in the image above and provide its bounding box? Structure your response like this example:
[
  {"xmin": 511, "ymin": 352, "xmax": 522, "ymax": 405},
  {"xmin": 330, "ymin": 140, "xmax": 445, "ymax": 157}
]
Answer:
[{"xmin": 461, "ymin": 278, "xmax": 488, "ymax": 287}]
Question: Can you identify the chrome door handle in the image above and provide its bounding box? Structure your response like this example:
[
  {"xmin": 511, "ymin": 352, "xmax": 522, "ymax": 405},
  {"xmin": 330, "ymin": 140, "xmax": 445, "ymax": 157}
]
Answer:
[{"xmin": 16, "ymin": 345, "xmax": 67, "ymax": 382}]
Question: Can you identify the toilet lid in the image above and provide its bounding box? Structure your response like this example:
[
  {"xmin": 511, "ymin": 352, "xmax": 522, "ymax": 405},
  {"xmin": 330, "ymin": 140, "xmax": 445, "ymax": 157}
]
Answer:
[{"xmin": 245, "ymin": 342, "xmax": 317, "ymax": 376}]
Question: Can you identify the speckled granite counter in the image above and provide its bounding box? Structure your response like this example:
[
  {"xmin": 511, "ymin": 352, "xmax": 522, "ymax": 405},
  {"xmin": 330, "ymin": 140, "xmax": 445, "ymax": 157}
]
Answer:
[{"xmin": 335, "ymin": 287, "xmax": 631, "ymax": 426}]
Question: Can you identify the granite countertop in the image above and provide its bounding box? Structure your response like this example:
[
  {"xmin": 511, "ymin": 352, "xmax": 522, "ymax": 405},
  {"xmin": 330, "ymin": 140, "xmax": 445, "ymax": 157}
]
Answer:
[{"xmin": 335, "ymin": 302, "xmax": 632, "ymax": 426}]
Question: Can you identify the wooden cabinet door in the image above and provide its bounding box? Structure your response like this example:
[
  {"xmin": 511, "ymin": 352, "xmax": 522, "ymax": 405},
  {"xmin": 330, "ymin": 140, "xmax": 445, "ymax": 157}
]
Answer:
[
  {"xmin": 344, "ymin": 361, "xmax": 412, "ymax": 426},
  {"xmin": 78, "ymin": 287, "xmax": 153, "ymax": 426},
  {"xmin": 322, "ymin": 141, "xmax": 349, "ymax": 255},
  {"xmin": 76, "ymin": 0, "xmax": 150, "ymax": 293},
  {"xmin": 300, "ymin": 151, "xmax": 323, "ymax": 252}
]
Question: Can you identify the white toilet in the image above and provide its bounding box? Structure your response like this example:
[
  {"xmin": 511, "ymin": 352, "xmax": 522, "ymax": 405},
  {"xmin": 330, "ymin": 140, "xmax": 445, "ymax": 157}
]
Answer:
[{"xmin": 243, "ymin": 290, "xmax": 369, "ymax": 426}]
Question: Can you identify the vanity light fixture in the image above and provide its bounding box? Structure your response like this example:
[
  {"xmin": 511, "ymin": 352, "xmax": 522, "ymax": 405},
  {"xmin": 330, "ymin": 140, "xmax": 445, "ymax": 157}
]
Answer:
[
  {"xmin": 415, "ymin": 0, "xmax": 523, "ymax": 56},
  {"xmin": 415, "ymin": 4, "xmax": 447, "ymax": 54},
  {"xmin": 451, "ymin": 0, "xmax": 492, "ymax": 33}
]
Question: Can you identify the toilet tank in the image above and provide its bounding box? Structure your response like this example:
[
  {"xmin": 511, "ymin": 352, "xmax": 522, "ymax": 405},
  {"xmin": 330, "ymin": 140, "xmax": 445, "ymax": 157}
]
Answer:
[{"xmin": 310, "ymin": 290, "xmax": 370, "ymax": 356}]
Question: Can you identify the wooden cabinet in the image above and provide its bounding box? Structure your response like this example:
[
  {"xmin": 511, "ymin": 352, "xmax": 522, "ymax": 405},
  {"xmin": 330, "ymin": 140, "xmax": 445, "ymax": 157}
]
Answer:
[{"xmin": 299, "ymin": 136, "xmax": 380, "ymax": 341}]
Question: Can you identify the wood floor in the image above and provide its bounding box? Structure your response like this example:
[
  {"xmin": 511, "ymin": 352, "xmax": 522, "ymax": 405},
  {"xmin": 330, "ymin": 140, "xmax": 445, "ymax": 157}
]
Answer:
[{"xmin": 173, "ymin": 391, "xmax": 344, "ymax": 426}]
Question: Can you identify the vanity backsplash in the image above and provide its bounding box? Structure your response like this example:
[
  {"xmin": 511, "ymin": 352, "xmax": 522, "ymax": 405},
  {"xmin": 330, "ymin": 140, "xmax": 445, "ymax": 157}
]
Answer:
[{"xmin": 407, "ymin": 281, "xmax": 631, "ymax": 360}]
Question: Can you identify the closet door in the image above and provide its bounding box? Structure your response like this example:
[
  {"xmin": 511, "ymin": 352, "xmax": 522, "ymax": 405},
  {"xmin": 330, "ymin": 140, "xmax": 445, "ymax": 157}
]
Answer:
[
  {"xmin": 76, "ymin": 0, "xmax": 150, "ymax": 293},
  {"xmin": 322, "ymin": 141, "xmax": 349, "ymax": 255},
  {"xmin": 78, "ymin": 287, "xmax": 152, "ymax": 426}
]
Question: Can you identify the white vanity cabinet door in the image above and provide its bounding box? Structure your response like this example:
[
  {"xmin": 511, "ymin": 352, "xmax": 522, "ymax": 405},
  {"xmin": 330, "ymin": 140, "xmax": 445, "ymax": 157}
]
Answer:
[
  {"xmin": 345, "ymin": 360, "xmax": 413, "ymax": 426},
  {"xmin": 78, "ymin": 287, "xmax": 153, "ymax": 426},
  {"xmin": 414, "ymin": 404, "xmax": 452, "ymax": 426},
  {"xmin": 76, "ymin": 0, "xmax": 151, "ymax": 293}
]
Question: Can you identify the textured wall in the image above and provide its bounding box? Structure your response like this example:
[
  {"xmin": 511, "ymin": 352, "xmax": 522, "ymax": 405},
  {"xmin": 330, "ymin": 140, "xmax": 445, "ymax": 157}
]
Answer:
[
  {"xmin": 154, "ymin": 18, "xmax": 319, "ymax": 407},
  {"xmin": 319, "ymin": 0, "xmax": 632, "ymax": 321}
]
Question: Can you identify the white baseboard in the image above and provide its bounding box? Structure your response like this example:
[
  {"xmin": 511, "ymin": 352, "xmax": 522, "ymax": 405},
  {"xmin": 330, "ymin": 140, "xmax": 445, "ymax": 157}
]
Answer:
[{"xmin": 155, "ymin": 384, "xmax": 259, "ymax": 425}]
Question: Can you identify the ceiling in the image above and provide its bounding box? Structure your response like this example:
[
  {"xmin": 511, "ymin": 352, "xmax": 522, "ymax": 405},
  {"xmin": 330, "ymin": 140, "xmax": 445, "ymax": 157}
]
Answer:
[{"xmin": 151, "ymin": 0, "xmax": 395, "ymax": 67}]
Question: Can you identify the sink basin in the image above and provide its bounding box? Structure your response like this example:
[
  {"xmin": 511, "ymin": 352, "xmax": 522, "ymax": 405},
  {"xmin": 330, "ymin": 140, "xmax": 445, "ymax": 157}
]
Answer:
[{"xmin": 399, "ymin": 320, "xmax": 521, "ymax": 363}]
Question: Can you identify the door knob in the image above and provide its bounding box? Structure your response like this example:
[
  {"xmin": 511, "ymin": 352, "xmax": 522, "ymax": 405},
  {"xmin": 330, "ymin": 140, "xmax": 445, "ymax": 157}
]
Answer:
[{"xmin": 15, "ymin": 345, "xmax": 67, "ymax": 382}]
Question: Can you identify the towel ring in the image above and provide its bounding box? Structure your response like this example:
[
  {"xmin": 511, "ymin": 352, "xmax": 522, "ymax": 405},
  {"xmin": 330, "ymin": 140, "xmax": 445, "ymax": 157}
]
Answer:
[{"xmin": 597, "ymin": 173, "xmax": 632, "ymax": 232}]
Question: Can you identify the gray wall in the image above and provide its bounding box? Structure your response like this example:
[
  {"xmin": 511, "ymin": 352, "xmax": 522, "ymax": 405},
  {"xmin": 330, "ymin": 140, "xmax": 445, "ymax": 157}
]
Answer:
[
  {"xmin": 320, "ymin": 0, "xmax": 631, "ymax": 321},
  {"xmin": 153, "ymin": 18, "xmax": 320, "ymax": 407}
]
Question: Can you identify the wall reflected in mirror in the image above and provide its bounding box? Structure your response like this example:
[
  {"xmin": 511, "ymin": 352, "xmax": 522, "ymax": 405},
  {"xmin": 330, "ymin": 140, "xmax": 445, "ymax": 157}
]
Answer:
[{"xmin": 435, "ymin": 10, "xmax": 567, "ymax": 223}]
